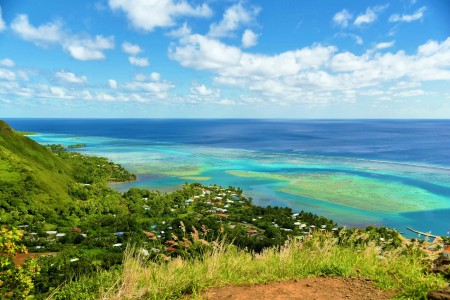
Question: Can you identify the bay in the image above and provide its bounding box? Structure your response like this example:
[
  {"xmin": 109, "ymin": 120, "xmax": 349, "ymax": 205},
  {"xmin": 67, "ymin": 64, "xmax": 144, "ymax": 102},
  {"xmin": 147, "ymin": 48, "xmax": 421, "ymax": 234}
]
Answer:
[{"xmin": 6, "ymin": 118, "xmax": 450, "ymax": 237}]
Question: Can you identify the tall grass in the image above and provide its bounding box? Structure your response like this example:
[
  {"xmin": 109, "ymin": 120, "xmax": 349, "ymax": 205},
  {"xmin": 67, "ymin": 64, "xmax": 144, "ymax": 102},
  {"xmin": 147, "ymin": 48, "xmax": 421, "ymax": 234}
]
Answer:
[{"xmin": 81, "ymin": 231, "xmax": 447, "ymax": 300}]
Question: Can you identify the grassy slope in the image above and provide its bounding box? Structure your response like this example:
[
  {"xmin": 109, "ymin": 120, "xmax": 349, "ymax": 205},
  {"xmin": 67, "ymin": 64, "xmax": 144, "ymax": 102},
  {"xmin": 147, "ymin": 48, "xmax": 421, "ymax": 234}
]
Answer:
[
  {"xmin": 0, "ymin": 120, "xmax": 75, "ymax": 220},
  {"xmin": 52, "ymin": 232, "xmax": 448, "ymax": 300}
]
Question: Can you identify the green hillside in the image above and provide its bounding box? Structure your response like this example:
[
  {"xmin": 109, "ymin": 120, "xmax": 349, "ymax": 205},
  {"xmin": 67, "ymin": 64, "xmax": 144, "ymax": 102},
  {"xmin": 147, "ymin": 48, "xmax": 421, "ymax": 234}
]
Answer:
[
  {"xmin": 0, "ymin": 120, "xmax": 135, "ymax": 226},
  {"xmin": 0, "ymin": 120, "xmax": 75, "ymax": 224}
]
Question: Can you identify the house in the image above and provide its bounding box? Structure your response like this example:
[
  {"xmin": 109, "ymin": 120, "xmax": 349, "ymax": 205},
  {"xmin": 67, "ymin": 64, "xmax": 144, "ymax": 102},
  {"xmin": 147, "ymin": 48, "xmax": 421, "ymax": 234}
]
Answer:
[
  {"xmin": 247, "ymin": 229, "xmax": 257, "ymax": 235},
  {"xmin": 216, "ymin": 213, "xmax": 228, "ymax": 218},
  {"xmin": 70, "ymin": 227, "xmax": 81, "ymax": 232},
  {"xmin": 144, "ymin": 231, "xmax": 155, "ymax": 237},
  {"xmin": 443, "ymin": 246, "xmax": 450, "ymax": 258},
  {"xmin": 113, "ymin": 243, "xmax": 122, "ymax": 247},
  {"xmin": 166, "ymin": 247, "xmax": 176, "ymax": 251},
  {"xmin": 114, "ymin": 232, "xmax": 124, "ymax": 236},
  {"xmin": 56, "ymin": 233, "xmax": 66, "ymax": 238},
  {"xmin": 46, "ymin": 231, "xmax": 57, "ymax": 235}
]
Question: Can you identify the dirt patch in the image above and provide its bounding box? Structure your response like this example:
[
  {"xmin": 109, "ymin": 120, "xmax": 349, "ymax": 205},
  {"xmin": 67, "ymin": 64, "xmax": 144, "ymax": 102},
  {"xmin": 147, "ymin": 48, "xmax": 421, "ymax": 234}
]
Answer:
[
  {"xmin": 13, "ymin": 252, "xmax": 56, "ymax": 265},
  {"xmin": 202, "ymin": 277, "xmax": 395, "ymax": 300}
]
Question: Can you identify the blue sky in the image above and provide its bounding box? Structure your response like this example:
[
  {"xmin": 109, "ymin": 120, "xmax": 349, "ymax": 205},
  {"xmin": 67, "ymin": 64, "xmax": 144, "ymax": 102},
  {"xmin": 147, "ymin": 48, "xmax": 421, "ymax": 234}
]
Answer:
[{"xmin": 0, "ymin": 0, "xmax": 449, "ymax": 118}]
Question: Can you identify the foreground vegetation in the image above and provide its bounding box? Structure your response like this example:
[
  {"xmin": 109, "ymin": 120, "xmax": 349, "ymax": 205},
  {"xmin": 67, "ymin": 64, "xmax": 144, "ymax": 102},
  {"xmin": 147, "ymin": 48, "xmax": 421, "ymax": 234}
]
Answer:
[{"xmin": 51, "ymin": 231, "xmax": 447, "ymax": 300}]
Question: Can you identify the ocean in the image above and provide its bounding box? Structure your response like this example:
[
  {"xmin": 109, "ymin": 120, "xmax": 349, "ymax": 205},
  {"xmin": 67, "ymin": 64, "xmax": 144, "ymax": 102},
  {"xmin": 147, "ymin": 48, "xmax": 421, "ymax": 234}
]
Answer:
[{"xmin": 6, "ymin": 118, "xmax": 450, "ymax": 237}]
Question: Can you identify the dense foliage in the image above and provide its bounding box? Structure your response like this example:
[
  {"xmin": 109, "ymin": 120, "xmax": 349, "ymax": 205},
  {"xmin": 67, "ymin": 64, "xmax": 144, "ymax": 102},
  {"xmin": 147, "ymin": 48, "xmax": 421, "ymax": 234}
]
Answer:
[{"xmin": 0, "ymin": 227, "xmax": 41, "ymax": 299}]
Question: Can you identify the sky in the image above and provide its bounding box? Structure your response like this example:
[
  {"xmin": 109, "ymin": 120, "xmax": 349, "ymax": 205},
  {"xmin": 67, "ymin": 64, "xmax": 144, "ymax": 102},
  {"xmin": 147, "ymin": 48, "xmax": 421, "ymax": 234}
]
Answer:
[{"xmin": 0, "ymin": 0, "xmax": 450, "ymax": 118}]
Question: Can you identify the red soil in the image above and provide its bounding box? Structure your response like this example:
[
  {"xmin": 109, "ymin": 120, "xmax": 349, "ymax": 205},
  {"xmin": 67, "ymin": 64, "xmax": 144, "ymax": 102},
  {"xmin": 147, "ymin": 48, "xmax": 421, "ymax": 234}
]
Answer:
[{"xmin": 202, "ymin": 277, "xmax": 395, "ymax": 300}]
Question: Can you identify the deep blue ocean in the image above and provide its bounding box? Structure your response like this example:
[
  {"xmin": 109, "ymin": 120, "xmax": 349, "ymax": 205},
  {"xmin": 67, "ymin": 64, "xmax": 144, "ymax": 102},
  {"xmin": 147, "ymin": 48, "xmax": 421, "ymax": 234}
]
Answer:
[
  {"xmin": 5, "ymin": 119, "xmax": 450, "ymax": 236},
  {"xmin": 6, "ymin": 119, "xmax": 450, "ymax": 166}
]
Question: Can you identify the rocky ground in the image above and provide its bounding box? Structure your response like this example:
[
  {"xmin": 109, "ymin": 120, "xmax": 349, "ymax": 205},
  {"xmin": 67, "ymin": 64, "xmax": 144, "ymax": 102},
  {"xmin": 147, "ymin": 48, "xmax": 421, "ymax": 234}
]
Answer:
[{"xmin": 428, "ymin": 256, "xmax": 450, "ymax": 300}]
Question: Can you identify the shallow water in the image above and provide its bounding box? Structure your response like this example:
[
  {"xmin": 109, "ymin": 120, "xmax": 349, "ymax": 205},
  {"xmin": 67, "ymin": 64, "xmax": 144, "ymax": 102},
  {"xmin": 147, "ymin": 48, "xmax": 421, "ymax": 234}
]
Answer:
[{"xmin": 7, "ymin": 119, "xmax": 450, "ymax": 237}]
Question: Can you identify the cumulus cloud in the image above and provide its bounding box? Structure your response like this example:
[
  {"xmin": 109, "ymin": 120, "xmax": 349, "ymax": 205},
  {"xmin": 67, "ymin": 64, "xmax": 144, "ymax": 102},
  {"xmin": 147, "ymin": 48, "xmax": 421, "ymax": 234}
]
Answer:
[
  {"xmin": 170, "ymin": 34, "xmax": 336, "ymax": 76},
  {"xmin": 241, "ymin": 29, "xmax": 258, "ymax": 48},
  {"xmin": 122, "ymin": 41, "xmax": 142, "ymax": 55},
  {"xmin": 150, "ymin": 72, "xmax": 161, "ymax": 81},
  {"xmin": 190, "ymin": 84, "xmax": 219, "ymax": 96},
  {"xmin": 167, "ymin": 22, "xmax": 191, "ymax": 38},
  {"xmin": 11, "ymin": 14, "xmax": 63, "ymax": 44},
  {"xmin": 0, "ymin": 69, "xmax": 16, "ymax": 81},
  {"xmin": 11, "ymin": 14, "xmax": 114, "ymax": 61},
  {"xmin": 333, "ymin": 9, "xmax": 352, "ymax": 28},
  {"xmin": 390, "ymin": 81, "xmax": 421, "ymax": 90},
  {"xmin": 354, "ymin": 5, "xmax": 388, "ymax": 26},
  {"xmin": 335, "ymin": 33, "xmax": 363, "ymax": 45},
  {"xmin": 108, "ymin": 79, "xmax": 118, "ymax": 89},
  {"xmin": 55, "ymin": 71, "xmax": 88, "ymax": 84},
  {"xmin": 129, "ymin": 56, "xmax": 149, "ymax": 67},
  {"xmin": 208, "ymin": 2, "xmax": 261, "ymax": 38},
  {"xmin": 375, "ymin": 41, "xmax": 395, "ymax": 49},
  {"xmin": 0, "ymin": 58, "xmax": 15, "ymax": 68},
  {"xmin": 109, "ymin": 0, "xmax": 212, "ymax": 32},
  {"xmin": 170, "ymin": 32, "xmax": 450, "ymax": 104},
  {"xmin": 64, "ymin": 35, "xmax": 114, "ymax": 61},
  {"xmin": 389, "ymin": 6, "xmax": 426, "ymax": 23},
  {"xmin": 0, "ymin": 7, "xmax": 6, "ymax": 32}
]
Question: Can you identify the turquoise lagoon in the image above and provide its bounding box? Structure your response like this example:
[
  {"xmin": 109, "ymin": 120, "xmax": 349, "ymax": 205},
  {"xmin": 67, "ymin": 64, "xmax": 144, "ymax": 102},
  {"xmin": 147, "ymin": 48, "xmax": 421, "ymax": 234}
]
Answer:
[{"xmin": 28, "ymin": 132, "xmax": 450, "ymax": 237}]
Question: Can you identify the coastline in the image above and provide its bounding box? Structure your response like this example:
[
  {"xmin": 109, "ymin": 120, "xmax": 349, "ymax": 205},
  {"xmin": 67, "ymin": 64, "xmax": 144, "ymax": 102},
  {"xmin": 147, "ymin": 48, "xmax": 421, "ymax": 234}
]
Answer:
[{"xmin": 10, "ymin": 119, "xmax": 450, "ymax": 237}]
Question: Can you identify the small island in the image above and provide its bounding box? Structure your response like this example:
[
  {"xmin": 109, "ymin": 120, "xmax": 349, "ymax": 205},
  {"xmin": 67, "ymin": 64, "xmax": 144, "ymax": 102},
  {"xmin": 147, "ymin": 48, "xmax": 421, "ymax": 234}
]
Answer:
[{"xmin": 68, "ymin": 143, "xmax": 87, "ymax": 149}]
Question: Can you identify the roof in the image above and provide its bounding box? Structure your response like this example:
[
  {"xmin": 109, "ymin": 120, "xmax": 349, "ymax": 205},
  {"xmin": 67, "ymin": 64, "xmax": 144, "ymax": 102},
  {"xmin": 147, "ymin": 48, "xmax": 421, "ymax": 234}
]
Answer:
[{"xmin": 443, "ymin": 246, "xmax": 450, "ymax": 253}]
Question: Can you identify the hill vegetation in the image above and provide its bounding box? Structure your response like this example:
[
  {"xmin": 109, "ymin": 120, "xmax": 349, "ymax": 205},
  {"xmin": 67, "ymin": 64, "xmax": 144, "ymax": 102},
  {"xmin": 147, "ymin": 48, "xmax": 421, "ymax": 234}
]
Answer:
[{"xmin": 0, "ymin": 120, "xmax": 448, "ymax": 299}]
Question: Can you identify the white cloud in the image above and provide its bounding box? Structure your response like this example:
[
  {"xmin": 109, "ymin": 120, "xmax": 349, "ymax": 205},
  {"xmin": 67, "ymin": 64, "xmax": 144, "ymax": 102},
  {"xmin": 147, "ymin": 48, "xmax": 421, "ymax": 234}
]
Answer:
[
  {"xmin": 208, "ymin": 2, "xmax": 261, "ymax": 38},
  {"xmin": 393, "ymin": 89, "xmax": 425, "ymax": 97},
  {"xmin": 170, "ymin": 34, "xmax": 336, "ymax": 76},
  {"xmin": 167, "ymin": 22, "xmax": 191, "ymax": 38},
  {"xmin": 150, "ymin": 72, "xmax": 161, "ymax": 81},
  {"xmin": 108, "ymin": 79, "xmax": 118, "ymax": 89},
  {"xmin": 55, "ymin": 71, "xmax": 88, "ymax": 84},
  {"xmin": 122, "ymin": 42, "xmax": 142, "ymax": 55},
  {"xmin": 170, "ymin": 33, "xmax": 450, "ymax": 104},
  {"xmin": 11, "ymin": 14, "xmax": 63, "ymax": 44},
  {"xmin": 0, "ymin": 69, "xmax": 16, "ymax": 81},
  {"xmin": 0, "ymin": 58, "xmax": 15, "ymax": 68},
  {"xmin": 109, "ymin": 0, "xmax": 212, "ymax": 32},
  {"xmin": 126, "ymin": 81, "xmax": 173, "ymax": 97},
  {"xmin": 354, "ymin": 5, "xmax": 388, "ymax": 26},
  {"xmin": 389, "ymin": 6, "xmax": 426, "ymax": 22},
  {"xmin": 49, "ymin": 86, "xmax": 72, "ymax": 99},
  {"xmin": 241, "ymin": 29, "xmax": 258, "ymax": 48},
  {"xmin": 333, "ymin": 9, "xmax": 352, "ymax": 28},
  {"xmin": 11, "ymin": 14, "xmax": 115, "ymax": 61},
  {"xmin": 375, "ymin": 41, "xmax": 395, "ymax": 49},
  {"xmin": 191, "ymin": 84, "xmax": 218, "ymax": 96},
  {"xmin": 64, "ymin": 35, "xmax": 115, "ymax": 61},
  {"xmin": 0, "ymin": 7, "xmax": 6, "ymax": 32},
  {"xmin": 390, "ymin": 81, "xmax": 421, "ymax": 90},
  {"xmin": 123, "ymin": 72, "xmax": 174, "ymax": 99},
  {"xmin": 129, "ymin": 56, "xmax": 150, "ymax": 67},
  {"xmin": 335, "ymin": 33, "xmax": 363, "ymax": 45}
]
